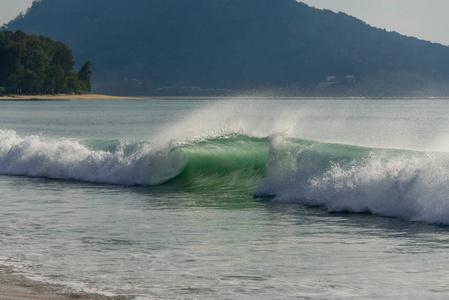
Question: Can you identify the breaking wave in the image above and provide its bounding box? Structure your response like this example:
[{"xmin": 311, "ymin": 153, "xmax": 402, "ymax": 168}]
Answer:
[
  {"xmin": 2, "ymin": 128, "xmax": 449, "ymax": 224},
  {"xmin": 256, "ymin": 135, "xmax": 449, "ymax": 224},
  {"xmin": 0, "ymin": 130, "xmax": 267, "ymax": 188}
]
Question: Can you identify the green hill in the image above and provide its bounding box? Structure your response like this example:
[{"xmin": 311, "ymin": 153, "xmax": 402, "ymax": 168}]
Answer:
[{"xmin": 5, "ymin": 0, "xmax": 449, "ymax": 96}]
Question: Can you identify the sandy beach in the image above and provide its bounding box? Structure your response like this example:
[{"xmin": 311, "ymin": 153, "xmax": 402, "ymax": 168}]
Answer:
[
  {"xmin": 0, "ymin": 268, "xmax": 128, "ymax": 299},
  {"xmin": 0, "ymin": 94, "xmax": 142, "ymax": 100},
  {"xmin": 0, "ymin": 283, "xmax": 127, "ymax": 299}
]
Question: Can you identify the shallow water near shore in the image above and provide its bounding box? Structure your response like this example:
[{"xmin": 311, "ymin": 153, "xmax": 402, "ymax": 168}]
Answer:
[{"xmin": 2, "ymin": 98, "xmax": 449, "ymax": 299}]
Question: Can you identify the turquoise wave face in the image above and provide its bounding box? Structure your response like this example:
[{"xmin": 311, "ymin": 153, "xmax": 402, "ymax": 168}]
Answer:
[
  {"xmin": 0, "ymin": 130, "xmax": 270, "ymax": 188},
  {"xmin": 167, "ymin": 136, "xmax": 269, "ymax": 192}
]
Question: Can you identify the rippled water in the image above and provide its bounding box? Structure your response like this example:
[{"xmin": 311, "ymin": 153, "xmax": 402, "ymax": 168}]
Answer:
[{"xmin": 1, "ymin": 98, "xmax": 449, "ymax": 299}]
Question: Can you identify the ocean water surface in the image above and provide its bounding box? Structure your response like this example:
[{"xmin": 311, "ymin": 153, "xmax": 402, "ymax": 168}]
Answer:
[{"xmin": 1, "ymin": 98, "xmax": 449, "ymax": 298}]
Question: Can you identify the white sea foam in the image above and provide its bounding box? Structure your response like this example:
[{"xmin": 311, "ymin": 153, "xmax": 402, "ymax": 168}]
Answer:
[
  {"xmin": 257, "ymin": 135, "xmax": 449, "ymax": 224},
  {"xmin": 3, "ymin": 98, "xmax": 449, "ymax": 224},
  {"xmin": 0, "ymin": 130, "xmax": 184, "ymax": 185}
]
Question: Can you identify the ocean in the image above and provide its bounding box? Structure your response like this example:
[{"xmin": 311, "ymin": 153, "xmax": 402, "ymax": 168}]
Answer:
[{"xmin": 2, "ymin": 98, "xmax": 449, "ymax": 299}]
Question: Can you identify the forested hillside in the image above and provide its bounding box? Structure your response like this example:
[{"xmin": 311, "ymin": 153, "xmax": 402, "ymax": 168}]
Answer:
[
  {"xmin": 5, "ymin": 0, "xmax": 449, "ymax": 96},
  {"xmin": 0, "ymin": 30, "xmax": 92, "ymax": 95}
]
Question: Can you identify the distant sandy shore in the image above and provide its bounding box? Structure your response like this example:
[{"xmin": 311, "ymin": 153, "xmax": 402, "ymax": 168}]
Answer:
[{"xmin": 0, "ymin": 94, "xmax": 142, "ymax": 100}]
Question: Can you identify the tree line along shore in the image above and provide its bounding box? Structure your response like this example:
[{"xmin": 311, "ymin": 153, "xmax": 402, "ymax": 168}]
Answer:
[
  {"xmin": 0, "ymin": 94, "xmax": 142, "ymax": 100},
  {"xmin": 0, "ymin": 30, "xmax": 92, "ymax": 96}
]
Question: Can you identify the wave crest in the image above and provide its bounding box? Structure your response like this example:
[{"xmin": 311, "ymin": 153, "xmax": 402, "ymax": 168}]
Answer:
[
  {"xmin": 4, "ymin": 129, "xmax": 449, "ymax": 224},
  {"xmin": 256, "ymin": 136, "xmax": 449, "ymax": 224},
  {"xmin": 0, "ymin": 130, "xmax": 162, "ymax": 185},
  {"xmin": 0, "ymin": 130, "xmax": 267, "ymax": 188}
]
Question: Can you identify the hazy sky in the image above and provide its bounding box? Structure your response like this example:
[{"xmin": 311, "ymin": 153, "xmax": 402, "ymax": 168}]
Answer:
[
  {"xmin": 0, "ymin": 0, "xmax": 448, "ymax": 45},
  {"xmin": 300, "ymin": 0, "xmax": 449, "ymax": 45},
  {"xmin": 0, "ymin": 0, "xmax": 34, "ymax": 26}
]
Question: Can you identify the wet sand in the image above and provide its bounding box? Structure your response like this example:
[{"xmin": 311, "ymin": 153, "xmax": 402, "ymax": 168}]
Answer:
[
  {"xmin": 0, "ymin": 281, "xmax": 75, "ymax": 299},
  {"xmin": 0, "ymin": 275, "xmax": 132, "ymax": 299},
  {"xmin": 0, "ymin": 266, "xmax": 133, "ymax": 299}
]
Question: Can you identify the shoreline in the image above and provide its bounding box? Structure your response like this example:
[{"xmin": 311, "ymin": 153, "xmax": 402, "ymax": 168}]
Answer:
[
  {"xmin": 2, "ymin": 94, "xmax": 449, "ymax": 101},
  {"xmin": 0, "ymin": 267, "xmax": 131, "ymax": 300},
  {"xmin": 0, "ymin": 94, "xmax": 143, "ymax": 100}
]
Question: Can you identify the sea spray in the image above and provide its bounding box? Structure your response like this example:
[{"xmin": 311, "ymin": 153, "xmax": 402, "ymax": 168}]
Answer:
[{"xmin": 4, "ymin": 119, "xmax": 449, "ymax": 224}]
